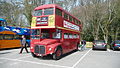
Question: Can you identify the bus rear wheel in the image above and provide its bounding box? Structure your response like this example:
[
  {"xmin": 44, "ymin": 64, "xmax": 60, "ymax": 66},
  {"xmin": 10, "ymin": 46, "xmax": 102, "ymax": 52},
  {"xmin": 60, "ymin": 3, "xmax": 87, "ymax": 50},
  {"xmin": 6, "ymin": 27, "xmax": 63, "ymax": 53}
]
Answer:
[{"xmin": 53, "ymin": 48, "xmax": 62, "ymax": 60}]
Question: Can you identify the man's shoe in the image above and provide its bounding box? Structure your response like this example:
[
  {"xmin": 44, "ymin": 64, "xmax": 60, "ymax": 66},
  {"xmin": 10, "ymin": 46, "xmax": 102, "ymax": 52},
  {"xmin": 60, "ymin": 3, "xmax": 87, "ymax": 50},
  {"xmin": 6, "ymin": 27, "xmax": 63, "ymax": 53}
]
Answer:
[{"xmin": 27, "ymin": 52, "xmax": 30, "ymax": 53}]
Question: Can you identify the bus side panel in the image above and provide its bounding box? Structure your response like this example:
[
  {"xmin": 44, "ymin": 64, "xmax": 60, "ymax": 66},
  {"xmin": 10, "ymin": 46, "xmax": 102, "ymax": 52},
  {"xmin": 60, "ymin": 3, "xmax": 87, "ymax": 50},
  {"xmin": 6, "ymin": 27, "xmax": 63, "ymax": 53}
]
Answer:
[
  {"xmin": 62, "ymin": 30, "xmax": 80, "ymax": 53},
  {"xmin": 30, "ymin": 39, "xmax": 40, "ymax": 52},
  {"xmin": 55, "ymin": 15, "xmax": 63, "ymax": 27},
  {"xmin": 70, "ymin": 39, "xmax": 79, "ymax": 51},
  {"xmin": 62, "ymin": 39, "xmax": 78, "ymax": 53},
  {"xmin": 0, "ymin": 40, "xmax": 21, "ymax": 49},
  {"xmin": 62, "ymin": 39, "xmax": 72, "ymax": 53},
  {"xmin": 46, "ymin": 43, "xmax": 61, "ymax": 55}
]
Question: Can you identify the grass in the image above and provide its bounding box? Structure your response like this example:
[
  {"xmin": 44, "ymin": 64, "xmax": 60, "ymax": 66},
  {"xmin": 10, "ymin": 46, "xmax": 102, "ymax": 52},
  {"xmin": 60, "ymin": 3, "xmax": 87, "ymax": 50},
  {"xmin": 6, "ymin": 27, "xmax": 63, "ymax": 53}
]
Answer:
[{"xmin": 86, "ymin": 42, "xmax": 93, "ymax": 48}]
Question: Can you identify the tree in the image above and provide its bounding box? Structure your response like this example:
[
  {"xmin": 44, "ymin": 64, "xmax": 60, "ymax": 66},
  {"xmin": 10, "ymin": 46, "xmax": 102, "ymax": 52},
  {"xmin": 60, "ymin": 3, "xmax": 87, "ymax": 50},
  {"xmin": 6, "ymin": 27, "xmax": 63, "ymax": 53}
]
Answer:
[
  {"xmin": 71, "ymin": 0, "xmax": 120, "ymax": 42},
  {"xmin": 21, "ymin": 0, "xmax": 43, "ymax": 27},
  {"xmin": 0, "ymin": 1, "xmax": 20, "ymax": 26}
]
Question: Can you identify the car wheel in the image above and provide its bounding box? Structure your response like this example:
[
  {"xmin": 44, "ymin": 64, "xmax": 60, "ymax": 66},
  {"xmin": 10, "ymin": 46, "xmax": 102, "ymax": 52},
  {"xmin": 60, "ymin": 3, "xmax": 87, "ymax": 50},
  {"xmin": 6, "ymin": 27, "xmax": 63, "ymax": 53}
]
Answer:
[
  {"xmin": 110, "ymin": 47, "xmax": 112, "ymax": 50},
  {"xmin": 104, "ymin": 48, "xmax": 107, "ymax": 51},
  {"xmin": 112, "ymin": 47, "xmax": 115, "ymax": 51},
  {"xmin": 53, "ymin": 47, "xmax": 62, "ymax": 60},
  {"xmin": 104, "ymin": 46, "xmax": 107, "ymax": 51},
  {"xmin": 109, "ymin": 45, "xmax": 112, "ymax": 50},
  {"xmin": 92, "ymin": 47, "xmax": 95, "ymax": 50}
]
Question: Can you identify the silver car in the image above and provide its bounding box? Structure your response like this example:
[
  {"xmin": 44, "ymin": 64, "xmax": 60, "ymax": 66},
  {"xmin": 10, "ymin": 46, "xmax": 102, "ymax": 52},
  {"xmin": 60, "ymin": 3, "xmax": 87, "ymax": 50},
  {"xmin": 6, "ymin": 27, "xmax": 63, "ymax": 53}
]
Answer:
[{"xmin": 92, "ymin": 40, "xmax": 107, "ymax": 51}]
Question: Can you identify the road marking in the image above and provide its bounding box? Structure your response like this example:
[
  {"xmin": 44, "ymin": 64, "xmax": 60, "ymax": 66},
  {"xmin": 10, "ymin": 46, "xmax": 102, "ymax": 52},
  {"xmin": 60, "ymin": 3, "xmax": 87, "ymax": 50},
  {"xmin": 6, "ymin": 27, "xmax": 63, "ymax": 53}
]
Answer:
[
  {"xmin": 112, "ymin": 51, "xmax": 120, "ymax": 54},
  {"xmin": 107, "ymin": 49, "xmax": 111, "ymax": 52},
  {"xmin": 0, "ymin": 62, "xmax": 4, "ymax": 64},
  {"xmin": 0, "ymin": 57, "xmax": 72, "ymax": 68},
  {"xmin": 72, "ymin": 48, "xmax": 92, "ymax": 68},
  {"xmin": 17, "ymin": 55, "xmax": 31, "ymax": 59},
  {"xmin": 10, "ymin": 62, "xmax": 19, "ymax": 65}
]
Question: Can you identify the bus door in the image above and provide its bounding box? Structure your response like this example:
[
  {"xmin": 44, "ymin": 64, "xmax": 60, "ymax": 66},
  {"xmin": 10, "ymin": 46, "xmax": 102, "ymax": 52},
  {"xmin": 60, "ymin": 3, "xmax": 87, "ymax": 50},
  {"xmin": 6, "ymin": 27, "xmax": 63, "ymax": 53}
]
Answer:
[
  {"xmin": 31, "ymin": 29, "xmax": 41, "ymax": 44},
  {"xmin": 63, "ymin": 33, "xmax": 71, "ymax": 53},
  {"xmin": 69, "ymin": 34, "xmax": 79, "ymax": 51},
  {"xmin": 52, "ymin": 29, "xmax": 69, "ymax": 53}
]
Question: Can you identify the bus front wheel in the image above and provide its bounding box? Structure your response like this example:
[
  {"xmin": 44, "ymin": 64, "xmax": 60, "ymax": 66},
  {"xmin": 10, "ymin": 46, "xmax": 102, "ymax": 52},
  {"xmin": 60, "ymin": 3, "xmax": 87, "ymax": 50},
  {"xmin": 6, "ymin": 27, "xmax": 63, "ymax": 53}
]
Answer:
[
  {"xmin": 53, "ymin": 47, "xmax": 62, "ymax": 60},
  {"xmin": 31, "ymin": 52, "xmax": 37, "ymax": 57}
]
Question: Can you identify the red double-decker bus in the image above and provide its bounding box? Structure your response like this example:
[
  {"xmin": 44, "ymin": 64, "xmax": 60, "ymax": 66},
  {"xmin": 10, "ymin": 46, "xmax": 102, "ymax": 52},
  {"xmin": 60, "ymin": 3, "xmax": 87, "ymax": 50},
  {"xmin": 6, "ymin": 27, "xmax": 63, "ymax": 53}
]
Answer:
[{"xmin": 30, "ymin": 4, "xmax": 81, "ymax": 60}]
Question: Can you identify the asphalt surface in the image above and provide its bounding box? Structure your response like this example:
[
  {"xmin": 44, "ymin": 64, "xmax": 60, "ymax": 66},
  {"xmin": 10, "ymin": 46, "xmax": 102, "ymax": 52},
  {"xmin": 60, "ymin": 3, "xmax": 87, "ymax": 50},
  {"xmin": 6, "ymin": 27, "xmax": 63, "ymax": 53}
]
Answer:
[{"xmin": 0, "ymin": 48, "xmax": 120, "ymax": 68}]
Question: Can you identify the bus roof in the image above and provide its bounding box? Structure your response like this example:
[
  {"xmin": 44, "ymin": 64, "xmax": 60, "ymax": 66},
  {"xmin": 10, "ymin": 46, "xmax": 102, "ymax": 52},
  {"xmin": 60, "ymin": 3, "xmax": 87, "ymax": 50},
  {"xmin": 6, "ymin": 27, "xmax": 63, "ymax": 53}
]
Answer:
[
  {"xmin": 0, "ymin": 18, "xmax": 6, "ymax": 22},
  {"xmin": 34, "ymin": 4, "xmax": 80, "ymax": 22},
  {"xmin": 0, "ymin": 26, "xmax": 30, "ymax": 35}
]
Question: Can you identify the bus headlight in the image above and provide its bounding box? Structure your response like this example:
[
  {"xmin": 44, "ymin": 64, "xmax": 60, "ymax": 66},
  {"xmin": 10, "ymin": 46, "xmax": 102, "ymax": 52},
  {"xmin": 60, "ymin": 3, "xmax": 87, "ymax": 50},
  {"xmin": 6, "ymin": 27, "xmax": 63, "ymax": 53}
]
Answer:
[
  {"xmin": 31, "ymin": 46, "xmax": 33, "ymax": 49},
  {"xmin": 49, "ymin": 48, "xmax": 52, "ymax": 51}
]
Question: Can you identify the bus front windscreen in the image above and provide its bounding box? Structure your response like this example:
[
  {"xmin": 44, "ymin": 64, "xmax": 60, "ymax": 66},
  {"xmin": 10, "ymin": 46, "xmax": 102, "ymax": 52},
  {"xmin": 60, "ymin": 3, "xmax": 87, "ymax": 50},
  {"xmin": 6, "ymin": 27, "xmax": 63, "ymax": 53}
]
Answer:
[
  {"xmin": 33, "ymin": 9, "xmax": 42, "ymax": 16},
  {"xmin": 31, "ymin": 29, "xmax": 40, "ymax": 39},
  {"xmin": 31, "ymin": 29, "xmax": 50, "ymax": 39},
  {"xmin": 33, "ymin": 8, "xmax": 54, "ymax": 16},
  {"xmin": 44, "ymin": 8, "xmax": 53, "ymax": 15}
]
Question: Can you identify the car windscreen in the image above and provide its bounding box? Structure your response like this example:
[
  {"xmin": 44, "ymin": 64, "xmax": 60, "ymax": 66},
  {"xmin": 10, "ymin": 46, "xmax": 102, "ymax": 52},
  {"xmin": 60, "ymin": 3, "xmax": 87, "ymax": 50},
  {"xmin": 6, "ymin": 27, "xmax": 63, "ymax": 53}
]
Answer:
[{"xmin": 94, "ymin": 41, "xmax": 105, "ymax": 44}]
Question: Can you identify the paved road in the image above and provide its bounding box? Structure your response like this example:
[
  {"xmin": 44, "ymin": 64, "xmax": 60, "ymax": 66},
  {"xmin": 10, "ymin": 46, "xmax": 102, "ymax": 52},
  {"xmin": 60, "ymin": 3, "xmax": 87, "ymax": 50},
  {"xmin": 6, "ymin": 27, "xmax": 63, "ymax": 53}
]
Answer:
[{"xmin": 0, "ymin": 48, "xmax": 120, "ymax": 68}]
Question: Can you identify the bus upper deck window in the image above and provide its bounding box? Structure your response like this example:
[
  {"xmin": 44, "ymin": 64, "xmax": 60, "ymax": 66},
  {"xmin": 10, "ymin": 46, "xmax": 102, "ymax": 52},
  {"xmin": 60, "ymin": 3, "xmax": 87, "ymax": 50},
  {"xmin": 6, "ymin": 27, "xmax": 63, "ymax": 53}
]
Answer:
[
  {"xmin": 33, "ymin": 10, "xmax": 42, "ymax": 16},
  {"xmin": 56, "ymin": 8, "xmax": 62, "ymax": 16},
  {"xmin": 44, "ymin": 8, "xmax": 53, "ymax": 15}
]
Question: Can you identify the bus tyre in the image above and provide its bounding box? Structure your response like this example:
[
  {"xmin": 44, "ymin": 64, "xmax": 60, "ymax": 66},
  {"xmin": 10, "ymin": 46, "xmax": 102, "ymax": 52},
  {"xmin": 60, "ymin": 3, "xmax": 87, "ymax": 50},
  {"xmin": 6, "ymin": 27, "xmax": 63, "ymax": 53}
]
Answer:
[
  {"xmin": 53, "ymin": 47, "xmax": 62, "ymax": 60},
  {"xmin": 31, "ymin": 52, "xmax": 37, "ymax": 57}
]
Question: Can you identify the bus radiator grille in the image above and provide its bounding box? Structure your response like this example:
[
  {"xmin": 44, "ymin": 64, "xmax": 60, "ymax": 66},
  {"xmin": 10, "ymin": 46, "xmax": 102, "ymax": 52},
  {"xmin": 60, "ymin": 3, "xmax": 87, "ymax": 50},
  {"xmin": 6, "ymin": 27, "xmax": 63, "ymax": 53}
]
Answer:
[{"xmin": 34, "ymin": 45, "xmax": 45, "ymax": 54}]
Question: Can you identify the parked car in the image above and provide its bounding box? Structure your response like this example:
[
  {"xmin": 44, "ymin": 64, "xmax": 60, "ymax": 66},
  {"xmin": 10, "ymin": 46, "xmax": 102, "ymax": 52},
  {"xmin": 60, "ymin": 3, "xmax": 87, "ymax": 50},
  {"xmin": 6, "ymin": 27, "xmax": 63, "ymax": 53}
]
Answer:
[
  {"xmin": 92, "ymin": 40, "xmax": 107, "ymax": 51},
  {"xmin": 110, "ymin": 40, "xmax": 120, "ymax": 51}
]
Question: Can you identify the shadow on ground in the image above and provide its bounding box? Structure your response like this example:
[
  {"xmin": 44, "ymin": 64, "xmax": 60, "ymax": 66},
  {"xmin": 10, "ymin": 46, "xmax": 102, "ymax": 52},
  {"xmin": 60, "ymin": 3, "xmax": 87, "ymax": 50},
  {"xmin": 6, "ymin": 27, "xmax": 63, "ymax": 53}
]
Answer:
[
  {"xmin": 36, "ymin": 50, "xmax": 78, "ymax": 60},
  {"xmin": 0, "ymin": 52, "xmax": 11, "ymax": 55}
]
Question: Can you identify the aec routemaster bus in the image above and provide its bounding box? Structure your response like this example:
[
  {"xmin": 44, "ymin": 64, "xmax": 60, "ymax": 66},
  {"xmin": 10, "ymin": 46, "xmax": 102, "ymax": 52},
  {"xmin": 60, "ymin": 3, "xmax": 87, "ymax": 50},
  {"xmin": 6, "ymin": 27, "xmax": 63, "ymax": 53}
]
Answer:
[
  {"xmin": 0, "ymin": 18, "xmax": 30, "ymax": 49},
  {"xmin": 30, "ymin": 4, "xmax": 81, "ymax": 60}
]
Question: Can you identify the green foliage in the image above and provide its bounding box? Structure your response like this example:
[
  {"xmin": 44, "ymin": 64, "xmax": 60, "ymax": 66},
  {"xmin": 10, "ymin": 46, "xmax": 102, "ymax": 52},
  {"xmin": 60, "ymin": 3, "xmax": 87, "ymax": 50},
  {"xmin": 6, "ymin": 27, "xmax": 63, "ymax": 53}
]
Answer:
[
  {"xmin": 71, "ymin": 0, "xmax": 120, "ymax": 42},
  {"xmin": 0, "ymin": 0, "xmax": 120, "ymax": 42}
]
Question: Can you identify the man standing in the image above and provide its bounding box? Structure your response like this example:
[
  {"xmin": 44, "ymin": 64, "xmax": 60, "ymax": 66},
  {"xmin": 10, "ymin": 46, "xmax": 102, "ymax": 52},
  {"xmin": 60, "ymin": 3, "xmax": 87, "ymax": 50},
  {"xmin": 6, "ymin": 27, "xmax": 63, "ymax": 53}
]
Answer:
[
  {"xmin": 19, "ymin": 35, "xmax": 29, "ymax": 54},
  {"xmin": 81, "ymin": 40, "xmax": 86, "ymax": 51}
]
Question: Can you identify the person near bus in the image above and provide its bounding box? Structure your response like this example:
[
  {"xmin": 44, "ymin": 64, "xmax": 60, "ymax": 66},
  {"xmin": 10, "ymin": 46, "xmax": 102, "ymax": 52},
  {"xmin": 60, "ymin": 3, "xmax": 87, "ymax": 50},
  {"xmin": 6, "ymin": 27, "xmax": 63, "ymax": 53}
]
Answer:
[
  {"xmin": 81, "ymin": 40, "xmax": 86, "ymax": 51},
  {"xmin": 19, "ymin": 35, "xmax": 29, "ymax": 54}
]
